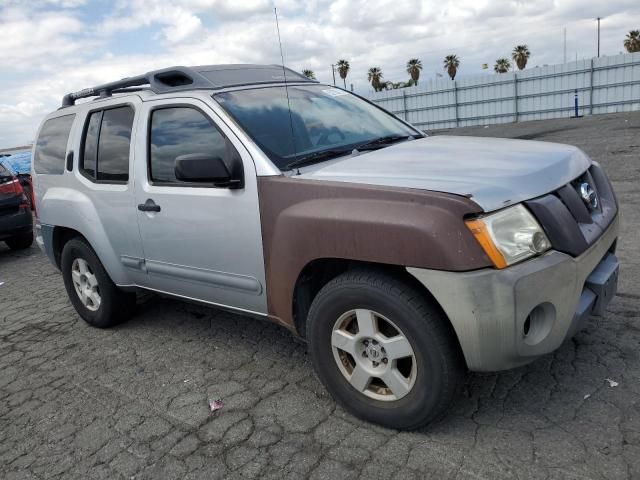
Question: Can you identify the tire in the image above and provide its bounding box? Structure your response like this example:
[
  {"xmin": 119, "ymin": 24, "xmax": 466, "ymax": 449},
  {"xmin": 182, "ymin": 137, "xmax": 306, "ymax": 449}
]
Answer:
[
  {"xmin": 306, "ymin": 269, "xmax": 465, "ymax": 430},
  {"xmin": 5, "ymin": 231, "xmax": 33, "ymax": 250},
  {"xmin": 61, "ymin": 237, "xmax": 136, "ymax": 328}
]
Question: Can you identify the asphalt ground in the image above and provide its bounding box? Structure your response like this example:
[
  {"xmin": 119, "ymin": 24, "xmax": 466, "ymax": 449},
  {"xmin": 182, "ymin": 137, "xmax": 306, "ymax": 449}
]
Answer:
[{"xmin": 1, "ymin": 111, "xmax": 639, "ymax": 479}]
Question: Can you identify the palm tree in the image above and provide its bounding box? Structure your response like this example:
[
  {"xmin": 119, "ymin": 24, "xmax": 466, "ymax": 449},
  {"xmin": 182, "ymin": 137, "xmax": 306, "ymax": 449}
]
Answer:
[
  {"xmin": 367, "ymin": 67, "xmax": 384, "ymax": 92},
  {"xmin": 302, "ymin": 69, "xmax": 316, "ymax": 80},
  {"xmin": 406, "ymin": 59, "xmax": 422, "ymax": 86},
  {"xmin": 512, "ymin": 45, "xmax": 531, "ymax": 70},
  {"xmin": 336, "ymin": 59, "xmax": 350, "ymax": 89},
  {"xmin": 443, "ymin": 54, "xmax": 460, "ymax": 80},
  {"xmin": 624, "ymin": 30, "xmax": 640, "ymax": 53},
  {"xmin": 494, "ymin": 58, "xmax": 511, "ymax": 73}
]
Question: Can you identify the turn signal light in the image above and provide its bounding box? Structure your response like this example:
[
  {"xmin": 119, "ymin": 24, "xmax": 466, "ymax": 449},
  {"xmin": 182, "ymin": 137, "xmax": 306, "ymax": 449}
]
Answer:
[{"xmin": 465, "ymin": 218, "xmax": 508, "ymax": 269}]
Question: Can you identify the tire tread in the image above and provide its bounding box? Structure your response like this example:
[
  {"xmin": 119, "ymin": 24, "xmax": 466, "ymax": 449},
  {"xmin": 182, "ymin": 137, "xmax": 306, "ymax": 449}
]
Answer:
[
  {"xmin": 61, "ymin": 237, "xmax": 135, "ymax": 328},
  {"xmin": 307, "ymin": 267, "xmax": 465, "ymax": 429}
]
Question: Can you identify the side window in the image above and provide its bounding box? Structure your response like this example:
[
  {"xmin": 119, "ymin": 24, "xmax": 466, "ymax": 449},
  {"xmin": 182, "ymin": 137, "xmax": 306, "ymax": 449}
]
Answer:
[
  {"xmin": 149, "ymin": 107, "xmax": 229, "ymax": 184},
  {"xmin": 81, "ymin": 106, "xmax": 134, "ymax": 183},
  {"xmin": 82, "ymin": 112, "xmax": 100, "ymax": 179},
  {"xmin": 97, "ymin": 107, "xmax": 134, "ymax": 181},
  {"xmin": 34, "ymin": 114, "xmax": 75, "ymax": 175}
]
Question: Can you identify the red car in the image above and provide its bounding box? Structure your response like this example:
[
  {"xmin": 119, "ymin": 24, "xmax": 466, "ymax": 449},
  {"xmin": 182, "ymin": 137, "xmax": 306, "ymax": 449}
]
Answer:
[{"xmin": 0, "ymin": 162, "xmax": 33, "ymax": 250}]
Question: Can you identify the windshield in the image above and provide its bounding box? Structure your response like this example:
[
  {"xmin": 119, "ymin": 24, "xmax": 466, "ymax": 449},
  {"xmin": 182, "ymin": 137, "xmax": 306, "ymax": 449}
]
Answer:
[{"xmin": 214, "ymin": 85, "xmax": 419, "ymax": 170}]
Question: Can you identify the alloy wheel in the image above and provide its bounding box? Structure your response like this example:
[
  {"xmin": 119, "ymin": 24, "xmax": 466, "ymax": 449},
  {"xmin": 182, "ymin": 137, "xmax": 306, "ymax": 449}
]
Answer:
[
  {"xmin": 331, "ymin": 309, "xmax": 417, "ymax": 401},
  {"xmin": 71, "ymin": 258, "xmax": 101, "ymax": 312}
]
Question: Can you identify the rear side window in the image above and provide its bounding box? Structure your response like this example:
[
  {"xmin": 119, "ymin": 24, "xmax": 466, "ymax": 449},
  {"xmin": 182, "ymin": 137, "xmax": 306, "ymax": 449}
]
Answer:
[
  {"xmin": 149, "ymin": 107, "xmax": 229, "ymax": 184},
  {"xmin": 82, "ymin": 112, "xmax": 100, "ymax": 178},
  {"xmin": 34, "ymin": 114, "xmax": 75, "ymax": 175},
  {"xmin": 81, "ymin": 105, "xmax": 134, "ymax": 183}
]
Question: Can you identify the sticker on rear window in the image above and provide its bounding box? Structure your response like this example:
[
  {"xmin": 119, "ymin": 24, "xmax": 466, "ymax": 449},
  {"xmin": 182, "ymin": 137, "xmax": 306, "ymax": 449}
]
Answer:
[{"xmin": 322, "ymin": 88, "xmax": 349, "ymax": 97}]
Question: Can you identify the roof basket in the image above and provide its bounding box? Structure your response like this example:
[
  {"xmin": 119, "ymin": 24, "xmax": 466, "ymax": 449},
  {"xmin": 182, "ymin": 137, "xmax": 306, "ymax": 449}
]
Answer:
[{"xmin": 60, "ymin": 64, "xmax": 317, "ymax": 107}]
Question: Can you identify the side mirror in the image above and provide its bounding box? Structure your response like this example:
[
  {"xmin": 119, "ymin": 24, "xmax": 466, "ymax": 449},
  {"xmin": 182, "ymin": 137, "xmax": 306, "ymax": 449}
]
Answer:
[{"xmin": 174, "ymin": 154, "xmax": 242, "ymax": 188}]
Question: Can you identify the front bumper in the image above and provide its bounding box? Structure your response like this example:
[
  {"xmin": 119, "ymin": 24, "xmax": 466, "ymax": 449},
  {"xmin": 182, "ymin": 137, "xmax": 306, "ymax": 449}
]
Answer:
[{"xmin": 407, "ymin": 215, "xmax": 619, "ymax": 372}]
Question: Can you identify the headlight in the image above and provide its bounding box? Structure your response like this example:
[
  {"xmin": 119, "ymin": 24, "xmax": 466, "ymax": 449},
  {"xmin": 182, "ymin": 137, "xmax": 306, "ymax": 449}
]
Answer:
[{"xmin": 465, "ymin": 204, "xmax": 551, "ymax": 268}]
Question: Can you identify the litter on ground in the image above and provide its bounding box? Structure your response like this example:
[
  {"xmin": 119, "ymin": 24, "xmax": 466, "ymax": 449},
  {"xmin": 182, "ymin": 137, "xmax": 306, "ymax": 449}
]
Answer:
[
  {"xmin": 605, "ymin": 378, "xmax": 619, "ymax": 387},
  {"xmin": 209, "ymin": 398, "xmax": 224, "ymax": 412}
]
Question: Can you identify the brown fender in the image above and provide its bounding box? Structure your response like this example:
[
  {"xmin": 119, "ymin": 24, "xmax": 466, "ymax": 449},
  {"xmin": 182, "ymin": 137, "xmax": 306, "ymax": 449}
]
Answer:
[{"xmin": 257, "ymin": 176, "xmax": 492, "ymax": 329}]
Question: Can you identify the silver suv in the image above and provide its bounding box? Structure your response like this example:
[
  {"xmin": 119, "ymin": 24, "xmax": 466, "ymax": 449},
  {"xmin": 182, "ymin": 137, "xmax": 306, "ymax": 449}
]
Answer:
[{"xmin": 33, "ymin": 64, "xmax": 619, "ymax": 429}]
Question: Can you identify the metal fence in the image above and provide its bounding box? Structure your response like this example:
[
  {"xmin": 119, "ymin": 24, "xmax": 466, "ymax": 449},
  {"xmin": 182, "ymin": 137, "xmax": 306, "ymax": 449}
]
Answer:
[{"xmin": 366, "ymin": 52, "xmax": 640, "ymax": 130}]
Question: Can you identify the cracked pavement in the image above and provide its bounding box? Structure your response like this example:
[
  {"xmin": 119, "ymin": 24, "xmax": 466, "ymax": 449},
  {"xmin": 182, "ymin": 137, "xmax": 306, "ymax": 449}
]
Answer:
[{"xmin": 1, "ymin": 112, "xmax": 640, "ymax": 479}]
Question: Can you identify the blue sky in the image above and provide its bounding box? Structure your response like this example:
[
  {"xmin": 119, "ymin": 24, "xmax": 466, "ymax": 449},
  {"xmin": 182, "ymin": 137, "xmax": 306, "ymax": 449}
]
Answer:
[{"xmin": 1, "ymin": 0, "xmax": 639, "ymax": 148}]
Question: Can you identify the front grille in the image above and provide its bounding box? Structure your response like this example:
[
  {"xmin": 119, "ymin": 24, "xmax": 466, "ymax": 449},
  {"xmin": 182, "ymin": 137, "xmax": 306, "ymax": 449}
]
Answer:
[{"xmin": 525, "ymin": 163, "xmax": 617, "ymax": 257}]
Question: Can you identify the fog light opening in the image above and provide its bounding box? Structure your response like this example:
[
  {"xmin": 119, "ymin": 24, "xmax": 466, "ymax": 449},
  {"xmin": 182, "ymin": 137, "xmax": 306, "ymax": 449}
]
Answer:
[
  {"xmin": 523, "ymin": 316, "xmax": 531, "ymax": 337},
  {"xmin": 523, "ymin": 302, "xmax": 556, "ymax": 346}
]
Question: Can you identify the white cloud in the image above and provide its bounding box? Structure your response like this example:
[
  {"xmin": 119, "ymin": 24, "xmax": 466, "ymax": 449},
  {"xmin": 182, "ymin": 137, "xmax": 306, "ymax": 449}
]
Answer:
[
  {"xmin": 1, "ymin": 0, "xmax": 640, "ymax": 147},
  {"xmin": 43, "ymin": 0, "xmax": 88, "ymax": 6},
  {"xmin": 100, "ymin": 3, "xmax": 203, "ymax": 42},
  {"xmin": 99, "ymin": 0, "xmax": 274, "ymax": 42},
  {"xmin": 0, "ymin": 8, "xmax": 86, "ymax": 70}
]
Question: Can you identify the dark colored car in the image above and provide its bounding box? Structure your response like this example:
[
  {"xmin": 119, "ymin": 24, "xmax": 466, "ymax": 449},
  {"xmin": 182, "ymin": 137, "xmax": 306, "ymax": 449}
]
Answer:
[{"xmin": 0, "ymin": 162, "xmax": 33, "ymax": 250}]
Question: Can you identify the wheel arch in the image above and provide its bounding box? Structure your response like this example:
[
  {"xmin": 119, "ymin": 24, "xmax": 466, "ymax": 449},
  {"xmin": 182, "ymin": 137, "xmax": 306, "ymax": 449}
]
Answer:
[
  {"xmin": 38, "ymin": 187, "xmax": 131, "ymax": 285},
  {"xmin": 51, "ymin": 226, "xmax": 85, "ymax": 268},
  {"xmin": 291, "ymin": 258, "xmax": 463, "ymax": 359}
]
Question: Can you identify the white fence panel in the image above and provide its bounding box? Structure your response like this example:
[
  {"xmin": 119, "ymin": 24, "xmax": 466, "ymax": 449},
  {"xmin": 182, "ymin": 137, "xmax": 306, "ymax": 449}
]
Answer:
[{"xmin": 366, "ymin": 52, "xmax": 640, "ymax": 130}]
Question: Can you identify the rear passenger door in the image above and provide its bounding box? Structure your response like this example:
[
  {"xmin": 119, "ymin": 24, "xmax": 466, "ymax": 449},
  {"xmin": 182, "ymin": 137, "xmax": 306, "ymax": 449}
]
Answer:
[
  {"xmin": 76, "ymin": 100, "xmax": 146, "ymax": 286},
  {"xmin": 133, "ymin": 98, "xmax": 267, "ymax": 315}
]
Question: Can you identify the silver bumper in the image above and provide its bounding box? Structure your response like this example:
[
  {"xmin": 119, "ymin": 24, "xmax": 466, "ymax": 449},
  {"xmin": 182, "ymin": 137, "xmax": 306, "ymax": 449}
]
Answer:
[{"xmin": 407, "ymin": 215, "xmax": 619, "ymax": 372}]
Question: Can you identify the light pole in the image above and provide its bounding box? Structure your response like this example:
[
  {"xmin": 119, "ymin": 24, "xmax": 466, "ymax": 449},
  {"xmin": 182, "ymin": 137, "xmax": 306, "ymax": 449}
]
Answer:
[
  {"xmin": 330, "ymin": 64, "xmax": 336, "ymax": 86},
  {"xmin": 597, "ymin": 17, "xmax": 601, "ymax": 57}
]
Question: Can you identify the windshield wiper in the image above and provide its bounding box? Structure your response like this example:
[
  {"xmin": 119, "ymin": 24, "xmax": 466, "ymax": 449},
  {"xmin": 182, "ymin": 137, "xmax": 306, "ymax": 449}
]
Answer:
[
  {"xmin": 285, "ymin": 148, "xmax": 354, "ymax": 170},
  {"xmin": 356, "ymin": 134, "xmax": 414, "ymax": 151},
  {"xmin": 284, "ymin": 134, "xmax": 414, "ymax": 170}
]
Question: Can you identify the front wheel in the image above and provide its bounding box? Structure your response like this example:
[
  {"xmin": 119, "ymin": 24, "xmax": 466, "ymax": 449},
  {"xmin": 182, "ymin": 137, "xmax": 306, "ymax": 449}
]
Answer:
[
  {"xmin": 306, "ymin": 269, "xmax": 465, "ymax": 430},
  {"xmin": 61, "ymin": 238, "xmax": 136, "ymax": 328}
]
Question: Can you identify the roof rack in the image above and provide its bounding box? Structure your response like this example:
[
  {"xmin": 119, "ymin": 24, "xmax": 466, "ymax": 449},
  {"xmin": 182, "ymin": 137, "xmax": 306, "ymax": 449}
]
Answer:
[{"xmin": 61, "ymin": 64, "xmax": 316, "ymax": 107}]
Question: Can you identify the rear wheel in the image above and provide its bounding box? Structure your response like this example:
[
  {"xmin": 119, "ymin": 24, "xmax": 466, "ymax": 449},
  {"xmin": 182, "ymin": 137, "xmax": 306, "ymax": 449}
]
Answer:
[
  {"xmin": 5, "ymin": 231, "xmax": 33, "ymax": 250},
  {"xmin": 61, "ymin": 238, "xmax": 135, "ymax": 328},
  {"xmin": 306, "ymin": 269, "xmax": 465, "ymax": 430}
]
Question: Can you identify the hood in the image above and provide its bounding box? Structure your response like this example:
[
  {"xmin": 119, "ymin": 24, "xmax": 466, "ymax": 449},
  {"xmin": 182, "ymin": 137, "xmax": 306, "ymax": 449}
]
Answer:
[{"xmin": 296, "ymin": 135, "xmax": 591, "ymax": 212}]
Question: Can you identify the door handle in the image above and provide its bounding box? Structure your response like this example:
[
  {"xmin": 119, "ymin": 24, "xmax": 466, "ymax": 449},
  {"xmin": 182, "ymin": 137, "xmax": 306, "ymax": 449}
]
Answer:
[{"xmin": 138, "ymin": 199, "xmax": 161, "ymax": 212}]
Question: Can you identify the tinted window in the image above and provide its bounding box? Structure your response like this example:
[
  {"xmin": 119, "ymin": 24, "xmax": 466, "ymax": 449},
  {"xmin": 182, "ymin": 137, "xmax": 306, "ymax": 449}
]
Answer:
[
  {"xmin": 97, "ymin": 107, "xmax": 134, "ymax": 181},
  {"xmin": 81, "ymin": 106, "xmax": 134, "ymax": 182},
  {"xmin": 82, "ymin": 111, "xmax": 100, "ymax": 179},
  {"xmin": 149, "ymin": 107, "xmax": 228, "ymax": 184},
  {"xmin": 215, "ymin": 85, "xmax": 417, "ymax": 170},
  {"xmin": 34, "ymin": 115, "xmax": 75, "ymax": 175}
]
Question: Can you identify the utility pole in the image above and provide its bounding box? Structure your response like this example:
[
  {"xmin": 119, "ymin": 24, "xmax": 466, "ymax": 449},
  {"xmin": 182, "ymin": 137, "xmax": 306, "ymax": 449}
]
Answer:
[
  {"xmin": 563, "ymin": 28, "xmax": 567, "ymax": 63},
  {"xmin": 331, "ymin": 64, "xmax": 336, "ymax": 86},
  {"xmin": 597, "ymin": 17, "xmax": 601, "ymax": 57}
]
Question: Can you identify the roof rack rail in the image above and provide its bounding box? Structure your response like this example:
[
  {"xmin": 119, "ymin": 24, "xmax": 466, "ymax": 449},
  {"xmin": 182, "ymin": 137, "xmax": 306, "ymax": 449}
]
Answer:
[
  {"xmin": 61, "ymin": 74, "xmax": 147, "ymax": 107},
  {"xmin": 60, "ymin": 64, "xmax": 316, "ymax": 108},
  {"xmin": 61, "ymin": 66, "xmax": 212, "ymax": 107}
]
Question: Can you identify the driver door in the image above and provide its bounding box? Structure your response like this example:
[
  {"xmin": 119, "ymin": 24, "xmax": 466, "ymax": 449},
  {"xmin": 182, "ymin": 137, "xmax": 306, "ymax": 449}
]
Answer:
[{"xmin": 133, "ymin": 97, "xmax": 267, "ymax": 315}]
